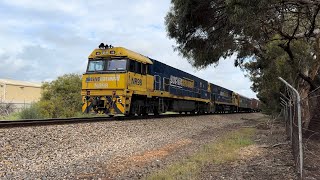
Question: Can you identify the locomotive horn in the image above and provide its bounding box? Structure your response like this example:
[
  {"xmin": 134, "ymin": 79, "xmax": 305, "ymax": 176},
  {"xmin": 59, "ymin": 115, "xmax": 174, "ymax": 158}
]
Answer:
[{"xmin": 99, "ymin": 43, "xmax": 105, "ymax": 49}]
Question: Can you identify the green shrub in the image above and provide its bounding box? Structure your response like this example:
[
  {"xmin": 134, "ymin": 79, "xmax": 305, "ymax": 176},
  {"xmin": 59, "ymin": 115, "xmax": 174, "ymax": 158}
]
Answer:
[
  {"xmin": 11, "ymin": 74, "xmax": 83, "ymax": 120},
  {"xmin": 36, "ymin": 73, "xmax": 83, "ymax": 118},
  {"xmin": 0, "ymin": 112, "xmax": 20, "ymax": 120},
  {"xmin": 19, "ymin": 104, "xmax": 42, "ymax": 119},
  {"xmin": 36, "ymin": 100, "xmax": 56, "ymax": 118}
]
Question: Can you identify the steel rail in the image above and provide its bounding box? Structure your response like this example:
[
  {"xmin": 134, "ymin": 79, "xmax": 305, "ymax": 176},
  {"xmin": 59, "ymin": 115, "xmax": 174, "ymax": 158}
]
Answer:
[
  {"xmin": 0, "ymin": 112, "xmax": 257, "ymax": 128},
  {"xmin": 0, "ymin": 113, "xmax": 205, "ymax": 128}
]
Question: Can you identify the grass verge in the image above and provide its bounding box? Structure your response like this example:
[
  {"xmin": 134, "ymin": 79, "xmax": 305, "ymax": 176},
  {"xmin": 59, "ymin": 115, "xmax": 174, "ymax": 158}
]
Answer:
[
  {"xmin": 147, "ymin": 128, "xmax": 256, "ymax": 180},
  {"xmin": 0, "ymin": 112, "xmax": 21, "ymax": 120},
  {"xmin": 0, "ymin": 111, "xmax": 99, "ymax": 121}
]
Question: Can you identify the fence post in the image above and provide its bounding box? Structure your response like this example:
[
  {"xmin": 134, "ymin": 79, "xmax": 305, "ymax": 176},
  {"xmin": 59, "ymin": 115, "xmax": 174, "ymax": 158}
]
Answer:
[
  {"xmin": 280, "ymin": 98, "xmax": 287, "ymax": 121},
  {"xmin": 281, "ymin": 98, "xmax": 289, "ymax": 113},
  {"xmin": 280, "ymin": 99, "xmax": 290, "ymax": 139},
  {"xmin": 280, "ymin": 103, "xmax": 286, "ymax": 120},
  {"xmin": 280, "ymin": 92, "xmax": 293, "ymax": 140},
  {"xmin": 280, "ymin": 92, "xmax": 293, "ymax": 141},
  {"xmin": 278, "ymin": 77, "xmax": 303, "ymax": 179}
]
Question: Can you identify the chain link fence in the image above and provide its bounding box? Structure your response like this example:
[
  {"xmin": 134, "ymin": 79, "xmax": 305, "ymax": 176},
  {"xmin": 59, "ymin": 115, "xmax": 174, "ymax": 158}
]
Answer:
[
  {"xmin": 0, "ymin": 102, "xmax": 32, "ymax": 114},
  {"xmin": 279, "ymin": 77, "xmax": 320, "ymax": 179},
  {"xmin": 279, "ymin": 77, "xmax": 304, "ymax": 179}
]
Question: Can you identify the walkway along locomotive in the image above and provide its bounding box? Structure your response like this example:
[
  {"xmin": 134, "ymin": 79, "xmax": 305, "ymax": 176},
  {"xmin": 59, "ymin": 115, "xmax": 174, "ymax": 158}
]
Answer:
[{"xmin": 81, "ymin": 44, "xmax": 260, "ymax": 116}]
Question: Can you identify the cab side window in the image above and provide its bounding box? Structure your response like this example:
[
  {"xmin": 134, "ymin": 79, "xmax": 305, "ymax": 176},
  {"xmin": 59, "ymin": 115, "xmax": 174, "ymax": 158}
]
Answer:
[
  {"xmin": 129, "ymin": 60, "xmax": 147, "ymax": 75},
  {"xmin": 135, "ymin": 62, "xmax": 141, "ymax": 74},
  {"xmin": 141, "ymin": 64, "xmax": 147, "ymax": 75},
  {"xmin": 129, "ymin": 60, "xmax": 135, "ymax": 72}
]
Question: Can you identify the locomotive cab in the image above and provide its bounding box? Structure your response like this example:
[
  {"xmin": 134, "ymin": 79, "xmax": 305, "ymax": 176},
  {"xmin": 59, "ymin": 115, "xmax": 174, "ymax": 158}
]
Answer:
[{"xmin": 81, "ymin": 44, "xmax": 153, "ymax": 116}]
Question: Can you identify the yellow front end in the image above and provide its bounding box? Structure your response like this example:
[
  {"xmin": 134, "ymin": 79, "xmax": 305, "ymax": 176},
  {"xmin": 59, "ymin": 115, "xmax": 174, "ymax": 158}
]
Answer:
[
  {"xmin": 81, "ymin": 45, "xmax": 154, "ymax": 116},
  {"xmin": 81, "ymin": 73, "xmax": 129, "ymax": 115}
]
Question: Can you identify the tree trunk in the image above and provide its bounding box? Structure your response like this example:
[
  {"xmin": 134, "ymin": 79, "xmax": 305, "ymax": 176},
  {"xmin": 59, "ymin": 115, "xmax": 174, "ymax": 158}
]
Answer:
[
  {"xmin": 306, "ymin": 88, "xmax": 320, "ymax": 139},
  {"xmin": 298, "ymin": 80, "xmax": 311, "ymax": 129},
  {"xmin": 303, "ymin": 38, "xmax": 320, "ymax": 138}
]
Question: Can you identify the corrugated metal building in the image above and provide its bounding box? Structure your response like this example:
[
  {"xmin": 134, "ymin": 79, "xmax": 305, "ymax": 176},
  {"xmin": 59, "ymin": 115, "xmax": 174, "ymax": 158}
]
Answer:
[{"xmin": 0, "ymin": 79, "xmax": 42, "ymax": 107}]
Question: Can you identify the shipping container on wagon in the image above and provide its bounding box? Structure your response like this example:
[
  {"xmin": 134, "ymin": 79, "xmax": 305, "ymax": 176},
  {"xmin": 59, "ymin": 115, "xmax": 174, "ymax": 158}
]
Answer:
[{"xmin": 210, "ymin": 83, "xmax": 233, "ymax": 105}]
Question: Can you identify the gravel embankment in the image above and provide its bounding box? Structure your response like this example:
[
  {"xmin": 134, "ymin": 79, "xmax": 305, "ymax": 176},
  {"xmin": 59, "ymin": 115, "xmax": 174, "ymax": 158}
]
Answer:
[{"xmin": 0, "ymin": 113, "xmax": 263, "ymax": 179}]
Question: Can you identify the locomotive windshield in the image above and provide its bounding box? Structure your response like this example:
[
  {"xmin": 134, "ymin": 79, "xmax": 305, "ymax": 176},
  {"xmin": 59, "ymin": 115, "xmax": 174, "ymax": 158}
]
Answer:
[
  {"xmin": 87, "ymin": 59, "xmax": 127, "ymax": 72},
  {"xmin": 107, "ymin": 59, "xmax": 127, "ymax": 70},
  {"xmin": 87, "ymin": 60, "xmax": 104, "ymax": 71}
]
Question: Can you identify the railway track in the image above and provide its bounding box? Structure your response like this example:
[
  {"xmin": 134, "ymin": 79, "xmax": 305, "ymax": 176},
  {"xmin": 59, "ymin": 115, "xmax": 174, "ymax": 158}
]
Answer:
[{"xmin": 0, "ymin": 113, "xmax": 209, "ymax": 128}]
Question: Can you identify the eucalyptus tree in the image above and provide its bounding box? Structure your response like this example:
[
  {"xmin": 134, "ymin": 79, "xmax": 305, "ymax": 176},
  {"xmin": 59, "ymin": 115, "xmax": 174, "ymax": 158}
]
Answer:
[{"xmin": 166, "ymin": 0, "xmax": 320, "ymax": 124}]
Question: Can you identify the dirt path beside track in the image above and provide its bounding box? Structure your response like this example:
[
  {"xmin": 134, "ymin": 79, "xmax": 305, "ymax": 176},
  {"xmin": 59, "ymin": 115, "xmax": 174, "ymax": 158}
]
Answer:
[{"xmin": 198, "ymin": 116, "xmax": 298, "ymax": 180}]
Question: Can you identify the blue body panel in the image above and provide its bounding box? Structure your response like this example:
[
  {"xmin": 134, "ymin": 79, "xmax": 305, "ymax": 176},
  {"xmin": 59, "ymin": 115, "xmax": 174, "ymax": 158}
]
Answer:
[
  {"xmin": 210, "ymin": 83, "xmax": 233, "ymax": 104},
  {"xmin": 239, "ymin": 95, "xmax": 251, "ymax": 108},
  {"xmin": 149, "ymin": 59, "xmax": 210, "ymax": 100}
]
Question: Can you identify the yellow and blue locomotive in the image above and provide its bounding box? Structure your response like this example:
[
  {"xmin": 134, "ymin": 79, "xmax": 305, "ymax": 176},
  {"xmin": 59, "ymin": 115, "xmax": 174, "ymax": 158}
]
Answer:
[{"xmin": 81, "ymin": 44, "xmax": 260, "ymax": 116}]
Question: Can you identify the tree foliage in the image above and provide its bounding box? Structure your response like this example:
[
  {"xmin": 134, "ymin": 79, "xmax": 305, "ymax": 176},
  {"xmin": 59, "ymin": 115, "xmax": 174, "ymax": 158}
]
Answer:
[{"xmin": 166, "ymin": 0, "xmax": 320, "ymax": 114}]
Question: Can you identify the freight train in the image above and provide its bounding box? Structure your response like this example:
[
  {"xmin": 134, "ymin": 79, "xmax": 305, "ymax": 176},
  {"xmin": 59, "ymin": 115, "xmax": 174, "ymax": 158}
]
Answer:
[{"xmin": 81, "ymin": 44, "xmax": 261, "ymax": 116}]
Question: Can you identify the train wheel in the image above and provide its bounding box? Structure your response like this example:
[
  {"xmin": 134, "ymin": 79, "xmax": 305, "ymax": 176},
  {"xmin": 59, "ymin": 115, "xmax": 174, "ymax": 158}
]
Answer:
[
  {"xmin": 153, "ymin": 107, "xmax": 159, "ymax": 116},
  {"xmin": 139, "ymin": 106, "xmax": 148, "ymax": 116}
]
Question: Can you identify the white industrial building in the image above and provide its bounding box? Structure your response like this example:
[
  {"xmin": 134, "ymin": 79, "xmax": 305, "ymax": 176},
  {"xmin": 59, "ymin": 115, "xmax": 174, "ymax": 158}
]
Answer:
[{"xmin": 0, "ymin": 79, "xmax": 42, "ymax": 110}]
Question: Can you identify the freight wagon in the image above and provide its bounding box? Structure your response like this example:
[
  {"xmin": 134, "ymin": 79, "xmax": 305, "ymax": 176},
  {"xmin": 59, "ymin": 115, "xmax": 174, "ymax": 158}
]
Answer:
[
  {"xmin": 251, "ymin": 98, "xmax": 261, "ymax": 112},
  {"xmin": 238, "ymin": 95, "xmax": 252, "ymax": 112}
]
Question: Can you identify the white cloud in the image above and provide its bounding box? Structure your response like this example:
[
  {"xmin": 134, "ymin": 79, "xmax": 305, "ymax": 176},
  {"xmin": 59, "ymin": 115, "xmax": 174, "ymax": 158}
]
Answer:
[
  {"xmin": 1, "ymin": 0, "xmax": 87, "ymax": 15},
  {"xmin": 0, "ymin": 0, "xmax": 256, "ymax": 98}
]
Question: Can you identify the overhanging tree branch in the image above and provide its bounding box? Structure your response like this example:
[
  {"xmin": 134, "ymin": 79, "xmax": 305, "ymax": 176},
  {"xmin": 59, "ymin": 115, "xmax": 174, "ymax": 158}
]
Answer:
[
  {"xmin": 306, "ymin": 5, "xmax": 320, "ymax": 37},
  {"xmin": 298, "ymin": 72, "xmax": 317, "ymax": 90}
]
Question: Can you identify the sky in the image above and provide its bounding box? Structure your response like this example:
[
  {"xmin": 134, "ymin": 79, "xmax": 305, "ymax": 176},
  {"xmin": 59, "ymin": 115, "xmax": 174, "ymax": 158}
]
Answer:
[{"xmin": 0, "ymin": 0, "xmax": 257, "ymax": 98}]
